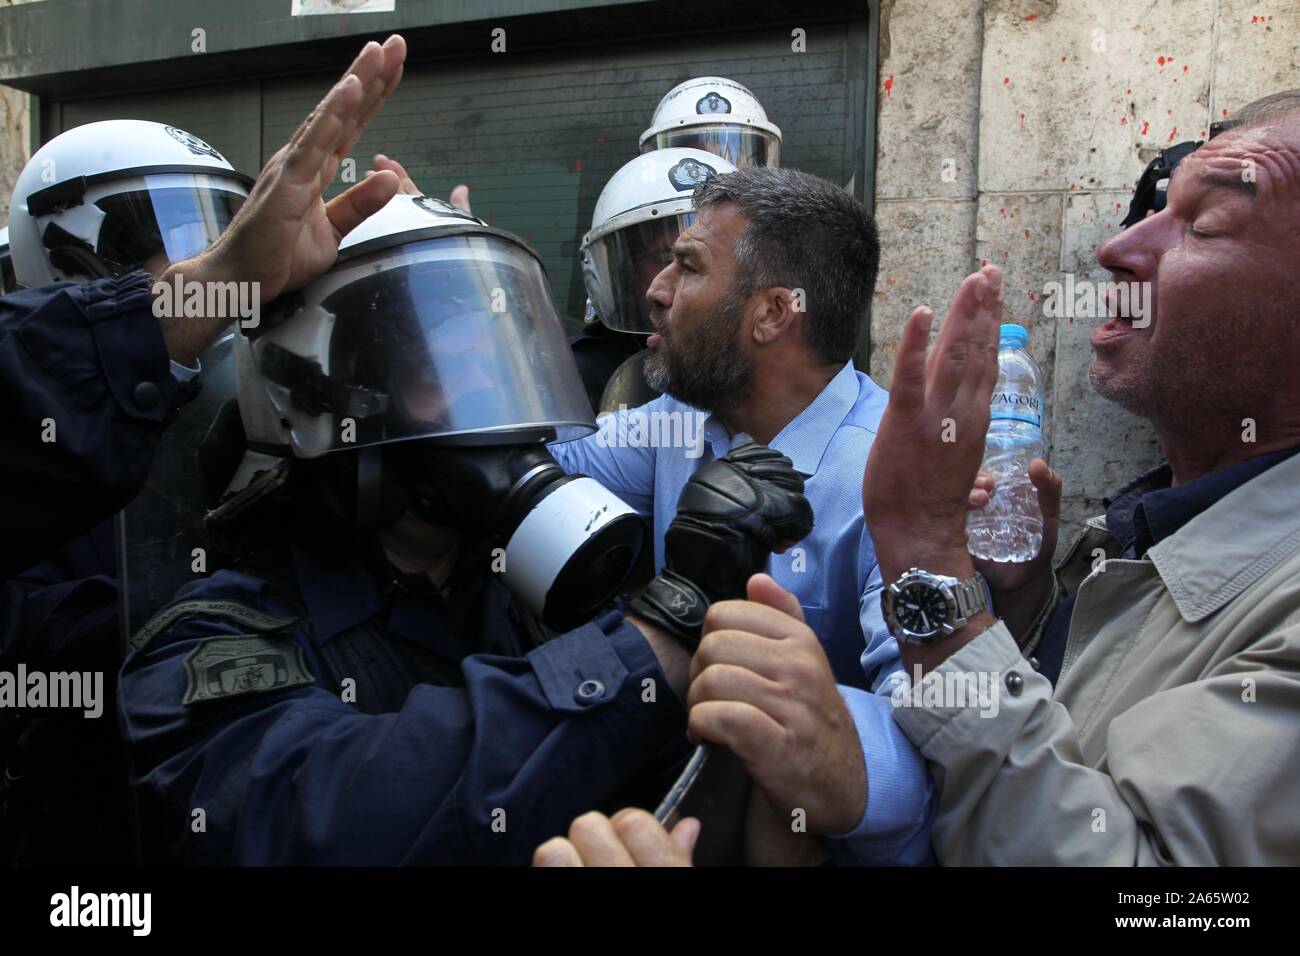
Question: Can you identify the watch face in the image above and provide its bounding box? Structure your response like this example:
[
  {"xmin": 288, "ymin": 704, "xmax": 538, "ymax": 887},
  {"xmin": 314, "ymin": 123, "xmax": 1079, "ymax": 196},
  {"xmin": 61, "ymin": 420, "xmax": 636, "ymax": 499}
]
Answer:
[{"xmin": 892, "ymin": 581, "xmax": 952, "ymax": 638}]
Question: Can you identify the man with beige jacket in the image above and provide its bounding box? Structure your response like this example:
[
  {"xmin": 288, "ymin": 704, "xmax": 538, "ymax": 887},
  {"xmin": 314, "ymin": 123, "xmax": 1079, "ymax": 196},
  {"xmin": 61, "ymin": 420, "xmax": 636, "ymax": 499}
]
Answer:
[{"xmin": 667, "ymin": 90, "xmax": 1300, "ymax": 866}]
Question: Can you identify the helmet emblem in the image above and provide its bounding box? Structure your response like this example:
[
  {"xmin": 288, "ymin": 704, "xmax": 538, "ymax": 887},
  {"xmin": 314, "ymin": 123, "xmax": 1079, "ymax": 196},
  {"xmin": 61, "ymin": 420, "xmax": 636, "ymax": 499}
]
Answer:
[
  {"xmin": 667, "ymin": 158, "xmax": 716, "ymax": 192},
  {"xmin": 695, "ymin": 92, "xmax": 732, "ymax": 115},
  {"xmin": 412, "ymin": 194, "xmax": 477, "ymax": 221},
  {"xmin": 164, "ymin": 126, "xmax": 226, "ymax": 162}
]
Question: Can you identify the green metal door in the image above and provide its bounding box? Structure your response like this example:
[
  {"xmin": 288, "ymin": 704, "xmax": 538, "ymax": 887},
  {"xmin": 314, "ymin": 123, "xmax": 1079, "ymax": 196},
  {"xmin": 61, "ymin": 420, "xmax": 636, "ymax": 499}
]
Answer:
[
  {"xmin": 50, "ymin": 19, "xmax": 872, "ymax": 333},
  {"xmin": 262, "ymin": 26, "xmax": 872, "ymax": 325}
]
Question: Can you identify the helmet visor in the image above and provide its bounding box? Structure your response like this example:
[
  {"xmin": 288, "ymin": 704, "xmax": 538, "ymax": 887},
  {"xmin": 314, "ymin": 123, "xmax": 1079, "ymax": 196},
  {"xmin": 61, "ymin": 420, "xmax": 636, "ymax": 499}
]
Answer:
[
  {"xmin": 262, "ymin": 235, "xmax": 596, "ymax": 455},
  {"xmin": 94, "ymin": 173, "xmax": 247, "ymax": 272},
  {"xmin": 583, "ymin": 212, "xmax": 693, "ymax": 333},
  {"xmin": 644, "ymin": 126, "xmax": 780, "ymax": 168}
]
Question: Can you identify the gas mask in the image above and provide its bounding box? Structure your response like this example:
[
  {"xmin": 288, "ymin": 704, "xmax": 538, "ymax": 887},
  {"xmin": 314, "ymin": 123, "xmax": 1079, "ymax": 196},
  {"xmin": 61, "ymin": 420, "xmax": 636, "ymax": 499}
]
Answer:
[{"xmin": 227, "ymin": 194, "xmax": 645, "ymax": 630}]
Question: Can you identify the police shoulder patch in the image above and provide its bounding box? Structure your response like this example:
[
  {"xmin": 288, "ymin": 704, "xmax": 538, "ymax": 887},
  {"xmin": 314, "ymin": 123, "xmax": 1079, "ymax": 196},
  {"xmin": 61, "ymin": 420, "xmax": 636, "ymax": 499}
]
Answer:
[{"xmin": 181, "ymin": 634, "xmax": 315, "ymax": 706}]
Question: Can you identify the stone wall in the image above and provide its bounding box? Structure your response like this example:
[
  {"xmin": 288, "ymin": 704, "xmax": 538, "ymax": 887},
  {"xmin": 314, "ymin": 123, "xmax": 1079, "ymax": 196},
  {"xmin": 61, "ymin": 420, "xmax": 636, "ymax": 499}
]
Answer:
[{"xmin": 0, "ymin": 0, "xmax": 37, "ymax": 223}]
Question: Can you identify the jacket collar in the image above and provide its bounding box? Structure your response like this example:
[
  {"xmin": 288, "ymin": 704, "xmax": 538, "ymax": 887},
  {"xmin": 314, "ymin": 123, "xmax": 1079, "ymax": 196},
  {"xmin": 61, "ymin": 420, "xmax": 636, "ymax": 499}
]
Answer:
[{"xmin": 1147, "ymin": 449, "xmax": 1300, "ymax": 622}]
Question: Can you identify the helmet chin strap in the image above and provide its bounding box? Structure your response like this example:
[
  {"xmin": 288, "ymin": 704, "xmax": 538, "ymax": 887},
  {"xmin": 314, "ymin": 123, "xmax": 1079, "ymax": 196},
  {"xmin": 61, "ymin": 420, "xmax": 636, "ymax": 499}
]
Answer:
[
  {"xmin": 42, "ymin": 222, "xmax": 120, "ymax": 281},
  {"xmin": 354, "ymin": 446, "xmax": 386, "ymax": 535}
]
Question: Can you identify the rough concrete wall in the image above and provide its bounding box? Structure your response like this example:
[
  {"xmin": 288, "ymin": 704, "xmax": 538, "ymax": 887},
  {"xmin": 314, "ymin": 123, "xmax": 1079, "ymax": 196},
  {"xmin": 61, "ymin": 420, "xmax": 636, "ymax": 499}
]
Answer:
[
  {"xmin": 870, "ymin": 0, "xmax": 1300, "ymax": 543},
  {"xmin": 0, "ymin": 0, "xmax": 39, "ymax": 223}
]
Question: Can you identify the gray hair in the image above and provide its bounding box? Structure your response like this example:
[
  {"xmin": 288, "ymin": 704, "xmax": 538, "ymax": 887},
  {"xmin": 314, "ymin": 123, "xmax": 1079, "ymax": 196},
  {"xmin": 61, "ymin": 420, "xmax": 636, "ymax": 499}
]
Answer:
[
  {"xmin": 1225, "ymin": 89, "xmax": 1300, "ymax": 131},
  {"xmin": 691, "ymin": 166, "xmax": 880, "ymax": 365}
]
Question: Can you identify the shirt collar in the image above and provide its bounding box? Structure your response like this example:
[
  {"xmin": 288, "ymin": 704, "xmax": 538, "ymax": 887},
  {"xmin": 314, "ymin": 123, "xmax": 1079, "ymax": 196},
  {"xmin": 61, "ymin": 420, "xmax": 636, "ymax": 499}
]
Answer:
[
  {"xmin": 1106, "ymin": 448, "xmax": 1300, "ymax": 559},
  {"xmin": 704, "ymin": 361, "xmax": 858, "ymax": 475}
]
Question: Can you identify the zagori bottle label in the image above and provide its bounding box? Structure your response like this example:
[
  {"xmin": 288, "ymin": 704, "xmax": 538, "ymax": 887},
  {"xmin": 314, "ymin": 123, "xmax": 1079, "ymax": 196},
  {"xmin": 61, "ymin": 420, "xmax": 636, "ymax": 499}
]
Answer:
[{"xmin": 989, "ymin": 389, "xmax": 1042, "ymax": 427}]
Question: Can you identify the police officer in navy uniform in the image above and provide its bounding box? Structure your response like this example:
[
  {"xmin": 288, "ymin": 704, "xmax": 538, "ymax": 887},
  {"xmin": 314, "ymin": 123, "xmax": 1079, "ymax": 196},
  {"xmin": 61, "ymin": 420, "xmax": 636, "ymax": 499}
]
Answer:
[
  {"xmin": 118, "ymin": 190, "xmax": 813, "ymax": 865},
  {"xmin": 1, "ymin": 35, "xmax": 411, "ymax": 863}
]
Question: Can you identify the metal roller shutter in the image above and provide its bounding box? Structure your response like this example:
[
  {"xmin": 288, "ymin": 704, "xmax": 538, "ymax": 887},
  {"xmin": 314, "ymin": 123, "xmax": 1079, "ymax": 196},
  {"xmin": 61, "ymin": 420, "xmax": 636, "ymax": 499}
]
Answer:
[
  {"xmin": 262, "ymin": 25, "xmax": 871, "ymax": 324},
  {"xmin": 56, "ymin": 82, "xmax": 263, "ymax": 181},
  {"xmin": 51, "ymin": 18, "xmax": 871, "ymax": 333}
]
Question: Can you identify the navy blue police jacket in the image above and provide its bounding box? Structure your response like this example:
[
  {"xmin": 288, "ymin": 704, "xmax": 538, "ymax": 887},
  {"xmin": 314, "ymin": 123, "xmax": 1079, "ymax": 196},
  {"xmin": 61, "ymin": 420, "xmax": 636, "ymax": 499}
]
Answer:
[
  {"xmin": 0, "ymin": 271, "xmax": 195, "ymax": 863},
  {"xmin": 119, "ymin": 542, "xmax": 691, "ymax": 866},
  {"xmin": 0, "ymin": 272, "xmax": 189, "ymax": 585}
]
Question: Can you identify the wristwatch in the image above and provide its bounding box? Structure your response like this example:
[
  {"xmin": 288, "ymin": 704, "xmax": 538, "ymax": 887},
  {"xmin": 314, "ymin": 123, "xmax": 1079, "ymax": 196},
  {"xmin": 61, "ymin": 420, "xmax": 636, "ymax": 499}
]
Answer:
[{"xmin": 882, "ymin": 568, "xmax": 992, "ymax": 644}]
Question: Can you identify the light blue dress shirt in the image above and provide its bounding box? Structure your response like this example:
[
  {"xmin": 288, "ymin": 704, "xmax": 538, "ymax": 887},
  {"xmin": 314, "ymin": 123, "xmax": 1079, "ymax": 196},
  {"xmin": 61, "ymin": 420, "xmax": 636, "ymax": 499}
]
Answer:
[{"xmin": 550, "ymin": 361, "xmax": 935, "ymax": 864}]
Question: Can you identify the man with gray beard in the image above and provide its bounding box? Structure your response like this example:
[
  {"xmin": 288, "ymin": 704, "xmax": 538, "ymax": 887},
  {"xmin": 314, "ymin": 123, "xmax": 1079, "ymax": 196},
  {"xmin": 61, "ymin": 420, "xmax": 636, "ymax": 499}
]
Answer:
[{"xmin": 549, "ymin": 167, "xmax": 937, "ymax": 865}]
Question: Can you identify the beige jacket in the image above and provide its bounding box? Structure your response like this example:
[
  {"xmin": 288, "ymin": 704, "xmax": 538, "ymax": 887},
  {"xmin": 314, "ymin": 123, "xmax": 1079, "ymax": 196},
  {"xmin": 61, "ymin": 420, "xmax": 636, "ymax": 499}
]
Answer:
[{"xmin": 892, "ymin": 450, "xmax": 1300, "ymax": 864}]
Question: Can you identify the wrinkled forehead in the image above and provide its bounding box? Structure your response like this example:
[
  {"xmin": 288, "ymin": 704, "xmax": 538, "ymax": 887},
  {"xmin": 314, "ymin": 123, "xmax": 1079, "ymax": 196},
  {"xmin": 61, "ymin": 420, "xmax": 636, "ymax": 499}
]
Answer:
[{"xmin": 1175, "ymin": 115, "xmax": 1300, "ymax": 203}]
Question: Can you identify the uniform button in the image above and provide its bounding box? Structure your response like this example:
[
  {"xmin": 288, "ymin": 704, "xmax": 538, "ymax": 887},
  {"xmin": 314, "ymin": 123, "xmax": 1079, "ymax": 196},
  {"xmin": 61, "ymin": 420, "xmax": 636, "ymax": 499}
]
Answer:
[
  {"xmin": 1005, "ymin": 671, "xmax": 1024, "ymax": 696},
  {"xmin": 133, "ymin": 381, "xmax": 161, "ymax": 410},
  {"xmin": 574, "ymin": 679, "xmax": 605, "ymax": 705},
  {"xmin": 1029, "ymin": 656, "xmax": 1040, "ymax": 671}
]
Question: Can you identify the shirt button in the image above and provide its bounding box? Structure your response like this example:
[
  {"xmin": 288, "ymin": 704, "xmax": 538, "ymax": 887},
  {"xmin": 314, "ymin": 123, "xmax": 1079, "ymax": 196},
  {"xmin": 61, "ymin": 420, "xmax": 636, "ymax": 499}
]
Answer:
[
  {"xmin": 133, "ymin": 380, "xmax": 161, "ymax": 410},
  {"xmin": 574, "ymin": 679, "xmax": 605, "ymax": 705},
  {"xmin": 1005, "ymin": 671, "xmax": 1024, "ymax": 696},
  {"xmin": 1029, "ymin": 656, "xmax": 1040, "ymax": 671}
]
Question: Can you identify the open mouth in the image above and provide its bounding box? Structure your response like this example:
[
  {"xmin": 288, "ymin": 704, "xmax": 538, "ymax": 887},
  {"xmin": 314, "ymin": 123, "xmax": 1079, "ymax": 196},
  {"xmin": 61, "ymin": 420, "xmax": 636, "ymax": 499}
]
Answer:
[{"xmin": 1092, "ymin": 285, "xmax": 1151, "ymax": 348}]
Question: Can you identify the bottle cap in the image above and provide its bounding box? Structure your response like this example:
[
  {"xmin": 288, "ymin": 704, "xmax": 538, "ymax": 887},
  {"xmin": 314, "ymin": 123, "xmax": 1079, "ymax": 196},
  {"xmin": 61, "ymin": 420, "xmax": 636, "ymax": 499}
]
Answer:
[{"xmin": 999, "ymin": 323, "xmax": 1029, "ymax": 349}]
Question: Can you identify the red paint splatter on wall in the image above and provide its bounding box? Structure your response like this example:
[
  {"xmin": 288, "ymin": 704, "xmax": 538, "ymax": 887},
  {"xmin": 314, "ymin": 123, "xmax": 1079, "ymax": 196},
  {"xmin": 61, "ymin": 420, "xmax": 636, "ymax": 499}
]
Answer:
[
  {"xmin": 883, "ymin": 74, "xmax": 894, "ymax": 97},
  {"xmin": 1168, "ymin": 126, "xmax": 1178, "ymax": 142},
  {"xmin": 1125, "ymin": 88, "xmax": 1132, "ymax": 95},
  {"xmin": 1120, "ymin": 116, "xmax": 1128, "ymax": 125},
  {"xmin": 1140, "ymin": 120, "xmax": 1150, "ymax": 135},
  {"xmin": 1025, "ymin": 13, "xmax": 1038, "ymax": 21},
  {"xmin": 1221, "ymin": 108, "xmax": 1230, "ymax": 117},
  {"xmin": 1028, "ymin": 291, "xmax": 1037, "ymax": 301},
  {"xmin": 1019, "ymin": 112, "xmax": 1026, "ymax": 128},
  {"xmin": 1157, "ymin": 55, "xmax": 1166, "ymax": 66},
  {"xmin": 1023, "ymin": 229, "xmax": 1031, "ymax": 238},
  {"xmin": 1003, "ymin": 76, "xmax": 1011, "ymax": 86},
  {"xmin": 1183, "ymin": 64, "xmax": 1189, "ymax": 73}
]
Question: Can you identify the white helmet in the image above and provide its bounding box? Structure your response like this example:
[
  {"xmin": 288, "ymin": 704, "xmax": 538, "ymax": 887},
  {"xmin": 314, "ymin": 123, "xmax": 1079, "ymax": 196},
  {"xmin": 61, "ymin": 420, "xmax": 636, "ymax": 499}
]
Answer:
[
  {"xmin": 639, "ymin": 76, "xmax": 782, "ymax": 169},
  {"xmin": 236, "ymin": 193, "xmax": 594, "ymax": 460},
  {"xmin": 7, "ymin": 120, "xmax": 253, "ymax": 287},
  {"xmin": 0, "ymin": 226, "xmax": 15, "ymax": 294},
  {"xmin": 580, "ymin": 147, "xmax": 736, "ymax": 333}
]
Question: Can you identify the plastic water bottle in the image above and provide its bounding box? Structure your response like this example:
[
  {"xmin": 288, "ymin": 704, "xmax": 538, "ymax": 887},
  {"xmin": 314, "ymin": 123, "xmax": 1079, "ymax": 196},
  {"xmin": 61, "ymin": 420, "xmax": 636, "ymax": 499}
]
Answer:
[{"xmin": 966, "ymin": 324, "xmax": 1045, "ymax": 562}]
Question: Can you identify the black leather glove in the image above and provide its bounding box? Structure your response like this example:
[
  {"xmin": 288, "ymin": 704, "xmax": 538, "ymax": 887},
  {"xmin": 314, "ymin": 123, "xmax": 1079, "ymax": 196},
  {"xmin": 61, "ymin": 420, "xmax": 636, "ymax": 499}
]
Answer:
[{"xmin": 627, "ymin": 440, "xmax": 814, "ymax": 652}]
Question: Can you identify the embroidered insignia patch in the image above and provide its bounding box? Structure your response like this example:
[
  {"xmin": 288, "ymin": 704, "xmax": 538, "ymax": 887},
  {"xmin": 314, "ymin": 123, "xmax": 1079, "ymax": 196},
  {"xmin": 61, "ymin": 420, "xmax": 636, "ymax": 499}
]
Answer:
[{"xmin": 181, "ymin": 635, "xmax": 315, "ymax": 706}]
